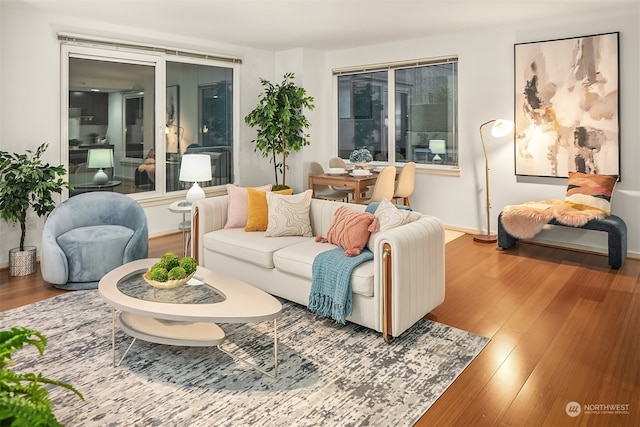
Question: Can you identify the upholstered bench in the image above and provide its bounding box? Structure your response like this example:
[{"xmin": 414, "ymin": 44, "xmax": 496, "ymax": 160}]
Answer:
[{"xmin": 498, "ymin": 212, "xmax": 627, "ymax": 269}]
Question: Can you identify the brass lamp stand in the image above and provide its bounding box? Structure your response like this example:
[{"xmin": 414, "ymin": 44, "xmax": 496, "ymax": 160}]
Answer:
[{"xmin": 474, "ymin": 119, "xmax": 514, "ymax": 243}]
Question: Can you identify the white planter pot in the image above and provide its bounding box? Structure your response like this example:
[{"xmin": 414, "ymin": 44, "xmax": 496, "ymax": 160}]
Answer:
[{"xmin": 9, "ymin": 246, "xmax": 37, "ymax": 277}]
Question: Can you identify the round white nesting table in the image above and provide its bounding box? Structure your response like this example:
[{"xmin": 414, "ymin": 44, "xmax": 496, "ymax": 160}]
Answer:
[
  {"xmin": 99, "ymin": 258, "xmax": 283, "ymax": 377},
  {"xmin": 168, "ymin": 200, "xmax": 192, "ymax": 257}
]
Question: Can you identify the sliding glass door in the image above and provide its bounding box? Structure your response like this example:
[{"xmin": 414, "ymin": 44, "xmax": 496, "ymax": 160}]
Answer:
[
  {"xmin": 67, "ymin": 56, "xmax": 156, "ymax": 196},
  {"xmin": 62, "ymin": 41, "xmax": 238, "ymax": 199}
]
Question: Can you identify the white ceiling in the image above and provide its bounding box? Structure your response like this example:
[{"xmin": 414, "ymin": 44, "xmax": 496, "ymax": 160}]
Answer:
[{"xmin": 17, "ymin": 0, "xmax": 640, "ymax": 51}]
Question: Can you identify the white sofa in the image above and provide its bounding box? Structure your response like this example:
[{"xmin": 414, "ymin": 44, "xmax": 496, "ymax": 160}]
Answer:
[{"xmin": 191, "ymin": 196, "xmax": 445, "ymax": 339}]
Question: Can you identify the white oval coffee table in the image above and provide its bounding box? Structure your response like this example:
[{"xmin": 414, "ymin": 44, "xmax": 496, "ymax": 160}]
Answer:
[{"xmin": 99, "ymin": 258, "xmax": 283, "ymax": 377}]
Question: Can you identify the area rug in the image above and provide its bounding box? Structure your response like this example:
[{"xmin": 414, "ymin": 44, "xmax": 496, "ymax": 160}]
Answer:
[{"xmin": 3, "ymin": 291, "xmax": 489, "ymax": 427}]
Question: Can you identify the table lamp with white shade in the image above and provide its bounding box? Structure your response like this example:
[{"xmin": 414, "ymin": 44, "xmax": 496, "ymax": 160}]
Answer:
[
  {"xmin": 87, "ymin": 148, "xmax": 113, "ymax": 185},
  {"xmin": 429, "ymin": 139, "xmax": 446, "ymax": 162},
  {"xmin": 179, "ymin": 154, "xmax": 212, "ymax": 203}
]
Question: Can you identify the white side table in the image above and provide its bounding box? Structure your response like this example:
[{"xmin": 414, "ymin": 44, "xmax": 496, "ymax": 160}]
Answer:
[{"xmin": 168, "ymin": 200, "xmax": 192, "ymax": 257}]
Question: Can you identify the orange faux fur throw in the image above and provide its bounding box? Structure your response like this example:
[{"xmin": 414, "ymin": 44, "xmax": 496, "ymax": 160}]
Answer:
[
  {"xmin": 501, "ymin": 200, "xmax": 605, "ymax": 239},
  {"xmin": 315, "ymin": 207, "xmax": 380, "ymax": 256}
]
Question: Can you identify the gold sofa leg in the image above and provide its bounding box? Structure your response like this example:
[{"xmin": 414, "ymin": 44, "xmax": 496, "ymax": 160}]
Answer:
[{"xmin": 382, "ymin": 243, "xmax": 394, "ymax": 343}]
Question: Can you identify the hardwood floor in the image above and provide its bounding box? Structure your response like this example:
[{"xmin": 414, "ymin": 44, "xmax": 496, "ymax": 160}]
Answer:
[
  {"xmin": 0, "ymin": 233, "xmax": 183, "ymax": 311},
  {"xmin": 1, "ymin": 233, "xmax": 638, "ymax": 426}
]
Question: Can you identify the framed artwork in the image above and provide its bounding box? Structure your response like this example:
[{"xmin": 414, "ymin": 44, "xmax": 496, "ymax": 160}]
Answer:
[
  {"xmin": 514, "ymin": 32, "xmax": 619, "ymax": 178},
  {"xmin": 166, "ymin": 85, "xmax": 180, "ymax": 154}
]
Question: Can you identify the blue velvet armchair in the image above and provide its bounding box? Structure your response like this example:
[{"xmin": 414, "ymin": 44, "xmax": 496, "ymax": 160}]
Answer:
[{"xmin": 41, "ymin": 192, "xmax": 148, "ymax": 290}]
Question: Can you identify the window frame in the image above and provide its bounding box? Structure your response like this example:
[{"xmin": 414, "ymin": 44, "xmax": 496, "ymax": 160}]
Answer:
[
  {"xmin": 334, "ymin": 57, "xmax": 460, "ymax": 176},
  {"xmin": 60, "ymin": 39, "xmax": 241, "ymax": 202}
]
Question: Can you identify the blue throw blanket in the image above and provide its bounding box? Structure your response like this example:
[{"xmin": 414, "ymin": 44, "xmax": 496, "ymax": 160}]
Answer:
[
  {"xmin": 308, "ymin": 248, "xmax": 373, "ymax": 324},
  {"xmin": 308, "ymin": 204, "xmax": 379, "ymax": 323}
]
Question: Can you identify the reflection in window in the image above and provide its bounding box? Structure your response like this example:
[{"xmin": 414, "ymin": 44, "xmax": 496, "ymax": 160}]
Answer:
[
  {"xmin": 66, "ymin": 51, "xmax": 237, "ymax": 198},
  {"xmin": 396, "ymin": 63, "xmax": 458, "ymax": 165},
  {"xmin": 166, "ymin": 62, "xmax": 234, "ymax": 192},
  {"xmin": 68, "ymin": 58, "xmax": 154, "ymax": 197},
  {"xmin": 124, "ymin": 92, "xmax": 145, "ymax": 159},
  {"xmin": 338, "ymin": 72, "xmax": 387, "ymax": 160},
  {"xmin": 337, "ymin": 58, "xmax": 458, "ymax": 166}
]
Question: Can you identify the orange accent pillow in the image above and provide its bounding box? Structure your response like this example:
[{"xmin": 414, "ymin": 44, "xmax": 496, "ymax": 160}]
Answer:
[
  {"xmin": 316, "ymin": 207, "xmax": 380, "ymax": 256},
  {"xmin": 224, "ymin": 184, "xmax": 272, "ymax": 229},
  {"xmin": 245, "ymin": 187, "xmax": 293, "ymax": 231}
]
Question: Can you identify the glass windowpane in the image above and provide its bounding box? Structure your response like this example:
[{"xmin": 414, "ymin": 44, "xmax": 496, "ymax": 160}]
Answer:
[
  {"xmin": 337, "ymin": 71, "xmax": 388, "ymax": 161},
  {"xmin": 166, "ymin": 62, "xmax": 234, "ymax": 192},
  {"xmin": 337, "ymin": 60, "xmax": 458, "ymax": 167},
  {"xmin": 396, "ymin": 62, "xmax": 458, "ymax": 165},
  {"xmin": 68, "ymin": 58, "xmax": 155, "ymax": 196}
]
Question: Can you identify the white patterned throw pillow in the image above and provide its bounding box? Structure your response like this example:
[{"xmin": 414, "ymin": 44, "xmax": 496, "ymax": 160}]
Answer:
[
  {"xmin": 265, "ymin": 190, "xmax": 313, "ymax": 237},
  {"xmin": 367, "ymin": 198, "xmax": 412, "ymax": 249}
]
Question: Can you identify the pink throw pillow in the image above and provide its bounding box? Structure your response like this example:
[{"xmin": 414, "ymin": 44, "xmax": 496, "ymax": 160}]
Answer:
[
  {"xmin": 224, "ymin": 184, "xmax": 272, "ymax": 229},
  {"xmin": 316, "ymin": 207, "xmax": 380, "ymax": 256}
]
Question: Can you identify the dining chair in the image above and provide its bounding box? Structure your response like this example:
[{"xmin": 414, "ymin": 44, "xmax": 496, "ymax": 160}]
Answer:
[
  {"xmin": 329, "ymin": 157, "xmax": 347, "ymax": 169},
  {"xmin": 308, "ymin": 162, "xmax": 351, "ymax": 202},
  {"xmin": 393, "ymin": 161, "xmax": 416, "ymax": 206},
  {"xmin": 359, "ymin": 166, "xmax": 397, "ymax": 205}
]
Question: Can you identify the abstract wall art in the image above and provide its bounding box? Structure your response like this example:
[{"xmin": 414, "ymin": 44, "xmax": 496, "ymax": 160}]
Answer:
[{"xmin": 514, "ymin": 32, "xmax": 619, "ymax": 178}]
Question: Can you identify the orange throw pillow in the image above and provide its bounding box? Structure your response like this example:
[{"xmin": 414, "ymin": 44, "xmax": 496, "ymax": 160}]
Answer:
[
  {"xmin": 245, "ymin": 187, "xmax": 293, "ymax": 231},
  {"xmin": 224, "ymin": 184, "xmax": 272, "ymax": 229},
  {"xmin": 316, "ymin": 207, "xmax": 380, "ymax": 256}
]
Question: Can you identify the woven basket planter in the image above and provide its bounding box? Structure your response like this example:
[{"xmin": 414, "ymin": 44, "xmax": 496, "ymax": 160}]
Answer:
[{"xmin": 9, "ymin": 246, "xmax": 37, "ymax": 276}]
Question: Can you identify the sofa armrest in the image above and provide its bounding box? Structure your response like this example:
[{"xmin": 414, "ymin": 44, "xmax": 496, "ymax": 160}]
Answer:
[
  {"xmin": 372, "ymin": 214, "xmax": 445, "ymax": 338},
  {"xmin": 191, "ymin": 195, "xmax": 229, "ymax": 264}
]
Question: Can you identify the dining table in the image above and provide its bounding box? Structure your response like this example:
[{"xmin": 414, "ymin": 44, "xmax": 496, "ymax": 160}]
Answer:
[{"xmin": 309, "ymin": 170, "xmax": 381, "ymax": 204}]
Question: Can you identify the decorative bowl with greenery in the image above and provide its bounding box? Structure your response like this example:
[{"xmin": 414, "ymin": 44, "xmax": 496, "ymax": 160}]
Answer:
[
  {"xmin": 0, "ymin": 327, "xmax": 84, "ymax": 426},
  {"xmin": 144, "ymin": 252, "xmax": 198, "ymax": 289}
]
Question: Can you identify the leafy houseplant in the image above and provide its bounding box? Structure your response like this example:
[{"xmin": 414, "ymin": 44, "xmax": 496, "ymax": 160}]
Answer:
[
  {"xmin": 244, "ymin": 72, "xmax": 315, "ymax": 187},
  {"xmin": 0, "ymin": 143, "xmax": 71, "ymax": 275},
  {"xmin": 0, "ymin": 327, "xmax": 84, "ymax": 426}
]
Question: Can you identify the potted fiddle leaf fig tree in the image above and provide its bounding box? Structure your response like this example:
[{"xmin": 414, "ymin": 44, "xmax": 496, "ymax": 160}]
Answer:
[
  {"xmin": 0, "ymin": 143, "xmax": 72, "ymax": 276},
  {"xmin": 244, "ymin": 72, "xmax": 315, "ymax": 189}
]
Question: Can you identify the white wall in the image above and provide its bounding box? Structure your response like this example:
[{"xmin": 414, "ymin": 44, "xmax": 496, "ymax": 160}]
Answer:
[
  {"xmin": 321, "ymin": 5, "xmax": 640, "ymax": 258},
  {"xmin": 0, "ymin": 2, "xmax": 275, "ymax": 267},
  {"xmin": 1, "ymin": 2, "xmax": 639, "ymax": 269}
]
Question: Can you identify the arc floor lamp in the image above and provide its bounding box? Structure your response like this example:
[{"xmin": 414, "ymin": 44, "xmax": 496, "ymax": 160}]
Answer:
[{"xmin": 474, "ymin": 118, "xmax": 514, "ymax": 243}]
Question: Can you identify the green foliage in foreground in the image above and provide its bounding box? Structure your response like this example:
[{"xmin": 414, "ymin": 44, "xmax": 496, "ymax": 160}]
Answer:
[{"xmin": 0, "ymin": 327, "xmax": 84, "ymax": 427}]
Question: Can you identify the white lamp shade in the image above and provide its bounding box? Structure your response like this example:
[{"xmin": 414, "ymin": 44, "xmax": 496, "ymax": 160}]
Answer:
[
  {"xmin": 87, "ymin": 149, "xmax": 114, "ymax": 169},
  {"xmin": 429, "ymin": 140, "xmax": 446, "ymax": 155},
  {"xmin": 491, "ymin": 119, "xmax": 514, "ymax": 137},
  {"xmin": 87, "ymin": 149, "xmax": 113, "ymax": 185},
  {"xmin": 179, "ymin": 154, "xmax": 212, "ymax": 183}
]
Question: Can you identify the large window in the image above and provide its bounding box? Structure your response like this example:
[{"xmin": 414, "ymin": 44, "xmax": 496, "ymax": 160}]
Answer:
[
  {"xmin": 62, "ymin": 37, "xmax": 239, "ymax": 198},
  {"xmin": 337, "ymin": 58, "xmax": 458, "ymax": 167}
]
